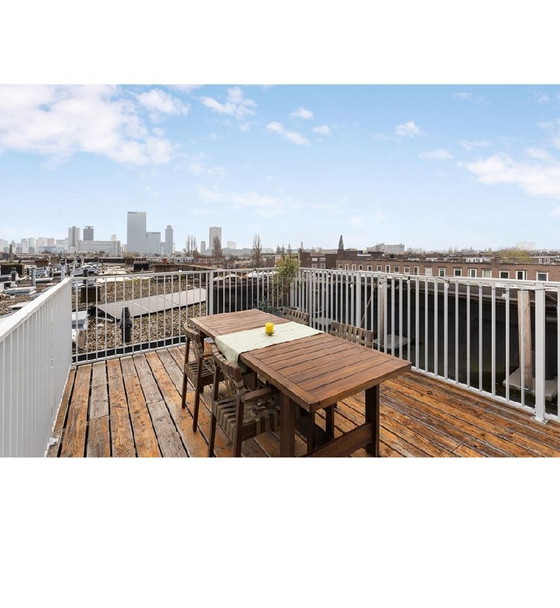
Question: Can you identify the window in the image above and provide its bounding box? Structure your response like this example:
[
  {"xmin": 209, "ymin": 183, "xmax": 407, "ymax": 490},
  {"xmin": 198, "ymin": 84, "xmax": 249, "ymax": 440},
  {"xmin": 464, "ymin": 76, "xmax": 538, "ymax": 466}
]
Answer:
[
  {"xmin": 404, "ymin": 266, "xmax": 410, "ymax": 273},
  {"xmin": 425, "ymin": 267, "xmax": 433, "ymax": 276},
  {"xmin": 344, "ymin": 264, "xmax": 349, "ymax": 270},
  {"xmin": 385, "ymin": 265, "xmax": 391, "ymax": 273},
  {"xmin": 311, "ymin": 263, "xmax": 317, "ymax": 268},
  {"xmin": 338, "ymin": 264, "xmax": 343, "ymax": 269},
  {"xmin": 358, "ymin": 264, "xmax": 363, "ymax": 271},
  {"xmin": 413, "ymin": 266, "xmax": 420, "ymax": 275},
  {"xmin": 394, "ymin": 266, "xmax": 400, "ymax": 272},
  {"xmin": 438, "ymin": 267, "xmax": 446, "ymax": 277},
  {"xmin": 515, "ymin": 270, "xmax": 527, "ymax": 280},
  {"xmin": 454, "ymin": 268, "xmax": 462, "ymax": 277},
  {"xmin": 320, "ymin": 263, "xmax": 325, "ymax": 269},
  {"xmin": 536, "ymin": 271, "xmax": 549, "ymax": 281},
  {"xmin": 351, "ymin": 264, "xmax": 356, "ymax": 271},
  {"xmin": 469, "ymin": 268, "xmax": 477, "ymax": 278},
  {"xmin": 377, "ymin": 265, "xmax": 382, "ymax": 272},
  {"xmin": 482, "ymin": 269, "xmax": 492, "ymax": 278},
  {"xmin": 367, "ymin": 265, "xmax": 372, "ymax": 272},
  {"xmin": 499, "ymin": 270, "xmax": 510, "ymax": 279}
]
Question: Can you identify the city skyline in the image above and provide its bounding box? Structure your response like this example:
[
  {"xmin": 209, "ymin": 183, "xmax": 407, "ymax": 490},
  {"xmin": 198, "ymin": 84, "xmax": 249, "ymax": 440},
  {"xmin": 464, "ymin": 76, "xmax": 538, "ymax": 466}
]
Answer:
[{"xmin": 3, "ymin": 85, "xmax": 560, "ymax": 251}]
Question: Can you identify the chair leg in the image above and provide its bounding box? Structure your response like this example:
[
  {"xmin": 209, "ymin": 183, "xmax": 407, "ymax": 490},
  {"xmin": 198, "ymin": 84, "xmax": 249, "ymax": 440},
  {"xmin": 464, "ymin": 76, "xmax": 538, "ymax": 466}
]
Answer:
[
  {"xmin": 233, "ymin": 400, "xmax": 244, "ymax": 457},
  {"xmin": 208, "ymin": 412, "xmax": 217, "ymax": 457},
  {"xmin": 192, "ymin": 360, "xmax": 203, "ymax": 432},
  {"xmin": 325, "ymin": 405, "xmax": 335, "ymax": 438},
  {"xmin": 182, "ymin": 339, "xmax": 191, "ymax": 409}
]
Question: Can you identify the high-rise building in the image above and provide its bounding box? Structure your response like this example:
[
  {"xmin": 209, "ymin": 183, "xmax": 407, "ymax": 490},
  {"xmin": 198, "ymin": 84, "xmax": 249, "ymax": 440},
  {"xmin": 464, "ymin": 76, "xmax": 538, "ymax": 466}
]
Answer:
[
  {"xmin": 84, "ymin": 226, "xmax": 94, "ymax": 241},
  {"xmin": 200, "ymin": 240, "xmax": 207, "ymax": 254},
  {"xmin": 164, "ymin": 225, "xmax": 173, "ymax": 256},
  {"xmin": 68, "ymin": 226, "xmax": 81, "ymax": 248},
  {"xmin": 226, "ymin": 241, "xmax": 236, "ymax": 249},
  {"xmin": 127, "ymin": 211, "xmax": 147, "ymax": 254},
  {"xmin": 209, "ymin": 226, "xmax": 222, "ymax": 251},
  {"xmin": 146, "ymin": 232, "xmax": 161, "ymax": 255}
]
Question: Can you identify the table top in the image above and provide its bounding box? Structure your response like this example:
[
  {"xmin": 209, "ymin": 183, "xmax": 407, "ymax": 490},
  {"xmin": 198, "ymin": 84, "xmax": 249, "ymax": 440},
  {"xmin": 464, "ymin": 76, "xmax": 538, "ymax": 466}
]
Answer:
[
  {"xmin": 191, "ymin": 309, "xmax": 411, "ymax": 412},
  {"xmin": 191, "ymin": 309, "xmax": 289, "ymax": 337}
]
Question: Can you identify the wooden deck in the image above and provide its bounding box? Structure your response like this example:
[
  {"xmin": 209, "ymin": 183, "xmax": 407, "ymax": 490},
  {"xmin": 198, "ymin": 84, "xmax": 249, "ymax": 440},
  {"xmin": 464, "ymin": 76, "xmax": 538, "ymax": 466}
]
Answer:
[{"xmin": 48, "ymin": 346, "xmax": 560, "ymax": 457}]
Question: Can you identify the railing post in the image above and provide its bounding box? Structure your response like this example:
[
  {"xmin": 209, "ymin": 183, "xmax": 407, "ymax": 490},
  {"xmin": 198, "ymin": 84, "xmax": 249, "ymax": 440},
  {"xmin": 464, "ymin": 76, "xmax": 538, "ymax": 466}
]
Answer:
[
  {"xmin": 355, "ymin": 273, "xmax": 362, "ymax": 329},
  {"xmin": 207, "ymin": 270, "xmax": 214, "ymax": 315},
  {"xmin": 534, "ymin": 284, "xmax": 547, "ymax": 423}
]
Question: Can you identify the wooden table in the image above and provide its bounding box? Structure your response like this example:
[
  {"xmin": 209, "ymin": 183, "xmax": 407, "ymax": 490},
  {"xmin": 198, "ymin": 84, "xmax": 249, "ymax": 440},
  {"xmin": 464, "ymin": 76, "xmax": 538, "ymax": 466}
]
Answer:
[{"xmin": 191, "ymin": 309, "xmax": 411, "ymax": 457}]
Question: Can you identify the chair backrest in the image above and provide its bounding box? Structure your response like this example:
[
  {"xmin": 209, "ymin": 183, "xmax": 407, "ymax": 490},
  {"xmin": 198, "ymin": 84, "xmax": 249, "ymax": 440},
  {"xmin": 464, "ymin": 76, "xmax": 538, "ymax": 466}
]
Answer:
[
  {"xmin": 283, "ymin": 307, "xmax": 310, "ymax": 326},
  {"xmin": 329, "ymin": 322, "xmax": 375, "ymax": 347},
  {"xmin": 185, "ymin": 326, "xmax": 206, "ymax": 359},
  {"xmin": 210, "ymin": 346, "xmax": 246, "ymax": 397}
]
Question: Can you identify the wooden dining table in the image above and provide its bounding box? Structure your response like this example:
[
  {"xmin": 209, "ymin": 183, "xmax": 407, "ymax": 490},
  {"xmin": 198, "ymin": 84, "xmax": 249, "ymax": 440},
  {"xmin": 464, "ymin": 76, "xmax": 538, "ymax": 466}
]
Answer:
[{"xmin": 190, "ymin": 309, "xmax": 411, "ymax": 457}]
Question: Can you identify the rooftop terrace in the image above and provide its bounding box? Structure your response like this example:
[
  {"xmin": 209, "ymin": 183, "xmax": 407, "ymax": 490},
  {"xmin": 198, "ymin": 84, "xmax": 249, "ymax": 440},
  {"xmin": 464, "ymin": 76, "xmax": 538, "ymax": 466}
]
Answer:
[{"xmin": 48, "ymin": 346, "xmax": 560, "ymax": 458}]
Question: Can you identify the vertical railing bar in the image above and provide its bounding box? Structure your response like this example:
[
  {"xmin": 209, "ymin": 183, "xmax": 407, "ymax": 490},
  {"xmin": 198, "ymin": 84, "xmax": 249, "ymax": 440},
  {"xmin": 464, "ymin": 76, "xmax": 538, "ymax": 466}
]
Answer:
[
  {"xmin": 505, "ymin": 285, "xmax": 510, "ymax": 402},
  {"xmin": 479, "ymin": 283, "xmax": 483, "ymax": 391},
  {"xmin": 424, "ymin": 277, "xmax": 429, "ymax": 372},
  {"xmin": 520, "ymin": 287, "xmax": 526, "ymax": 407},
  {"xmin": 466, "ymin": 283, "xmax": 471, "ymax": 389},
  {"xmin": 415, "ymin": 277, "xmax": 419, "ymax": 367},
  {"xmin": 434, "ymin": 280, "xmax": 439, "ymax": 377},
  {"xmin": 534, "ymin": 285, "xmax": 546, "ymax": 422},
  {"xmin": 491, "ymin": 283, "xmax": 496, "ymax": 396},
  {"xmin": 443, "ymin": 281, "xmax": 448, "ymax": 379},
  {"xmin": 455, "ymin": 281, "xmax": 459, "ymax": 382}
]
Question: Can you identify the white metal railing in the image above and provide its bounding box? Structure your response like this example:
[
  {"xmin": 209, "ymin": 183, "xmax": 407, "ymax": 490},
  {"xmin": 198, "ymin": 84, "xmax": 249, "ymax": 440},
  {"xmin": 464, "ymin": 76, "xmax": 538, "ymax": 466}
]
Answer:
[
  {"xmin": 293, "ymin": 269, "xmax": 560, "ymax": 423},
  {"xmin": 69, "ymin": 266, "xmax": 560, "ymax": 424},
  {"xmin": 71, "ymin": 268, "xmax": 283, "ymax": 363},
  {"xmin": 0, "ymin": 278, "xmax": 72, "ymax": 456}
]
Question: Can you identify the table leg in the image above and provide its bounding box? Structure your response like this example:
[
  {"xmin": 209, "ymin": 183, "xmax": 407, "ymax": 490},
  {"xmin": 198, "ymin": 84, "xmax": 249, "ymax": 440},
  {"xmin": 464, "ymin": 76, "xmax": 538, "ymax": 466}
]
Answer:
[
  {"xmin": 365, "ymin": 385, "xmax": 380, "ymax": 457},
  {"xmin": 279, "ymin": 393, "xmax": 296, "ymax": 457}
]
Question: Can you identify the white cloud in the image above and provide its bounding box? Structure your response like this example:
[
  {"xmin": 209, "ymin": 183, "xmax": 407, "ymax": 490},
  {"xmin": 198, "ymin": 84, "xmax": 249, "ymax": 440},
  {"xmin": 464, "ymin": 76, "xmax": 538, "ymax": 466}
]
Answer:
[
  {"xmin": 452, "ymin": 91, "xmax": 485, "ymax": 103},
  {"xmin": 184, "ymin": 153, "xmax": 225, "ymax": 179},
  {"xmin": 313, "ymin": 125, "xmax": 332, "ymax": 136},
  {"xmin": 462, "ymin": 150, "xmax": 560, "ymax": 198},
  {"xmin": 419, "ymin": 148, "xmax": 453, "ymax": 160},
  {"xmin": 265, "ymin": 121, "xmax": 310, "ymax": 146},
  {"xmin": 144, "ymin": 186, "xmax": 161, "ymax": 197},
  {"xmin": 372, "ymin": 132, "xmax": 392, "ymax": 141},
  {"xmin": 452, "ymin": 92, "xmax": 473, "ymax": 101},
  {"xmin": 395, "ymin": 121, "xmax": 422, "ymax": 137},
  {"xmin": 200, "ymin": 86, "xmax": 257, "ymax": 120},
  {"xmin": 197, "ymin": 185, "xmax": 296, "ymax": 217},
  {"xmin": 0, "ymin": 85, "xmax": 175, "ymax": 166},
  {"xmin": 459, "ymin": 139, "xmax": 491, "ymax": 150},
  {"xmin": 137, "ymin": 89, "xmax": 190, "ymax": 118},
  {"xmin": 290, "ymin": 107, "xmax": 313, "ymax": 120}
]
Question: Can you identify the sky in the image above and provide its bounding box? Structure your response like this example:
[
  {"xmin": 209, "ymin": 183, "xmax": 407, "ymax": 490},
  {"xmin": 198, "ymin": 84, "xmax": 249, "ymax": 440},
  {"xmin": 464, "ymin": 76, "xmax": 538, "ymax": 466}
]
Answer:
[{"xmin": 3, "ymin": 84, "xmax": 560, "ymax": 252}]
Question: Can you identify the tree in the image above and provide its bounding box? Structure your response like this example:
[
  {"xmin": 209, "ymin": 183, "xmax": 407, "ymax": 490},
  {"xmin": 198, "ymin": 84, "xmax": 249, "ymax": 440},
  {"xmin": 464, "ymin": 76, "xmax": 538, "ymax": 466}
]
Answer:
[
  {"xmin": 496, "ymin": 248, "xmax": 533, "ymax": 264},
  {"xmin": 273, "ymin": 254, "xmax": 300, "ymax": 307},
  {"xmin": 251, "ymin": 234, "xmax": 264, "ymax": 267},
  {"xmin": 213, "ymin": 235, "xmax": 223, "ymax": 257}
]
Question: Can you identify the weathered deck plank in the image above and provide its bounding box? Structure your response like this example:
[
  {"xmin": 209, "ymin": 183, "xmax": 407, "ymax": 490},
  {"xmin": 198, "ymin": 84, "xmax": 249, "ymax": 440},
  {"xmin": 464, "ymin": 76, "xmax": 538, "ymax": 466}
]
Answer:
[{"xmin": 53, "ymin": 346, "xmax": 560, "ymax": 458}]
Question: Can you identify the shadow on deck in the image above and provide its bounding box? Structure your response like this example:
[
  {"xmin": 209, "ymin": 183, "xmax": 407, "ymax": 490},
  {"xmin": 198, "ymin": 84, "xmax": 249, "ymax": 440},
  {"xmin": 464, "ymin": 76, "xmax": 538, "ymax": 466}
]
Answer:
[{"xmin": 48, "ymin": 346, "xmax": 560, "ymax": 457}]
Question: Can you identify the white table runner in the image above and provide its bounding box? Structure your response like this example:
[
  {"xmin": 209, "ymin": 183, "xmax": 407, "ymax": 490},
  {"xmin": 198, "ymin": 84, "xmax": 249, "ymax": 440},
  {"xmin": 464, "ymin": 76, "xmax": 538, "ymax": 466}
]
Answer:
[{"xmin": 215, "ymin": 321, "xmax": 322, "ymax": 363}]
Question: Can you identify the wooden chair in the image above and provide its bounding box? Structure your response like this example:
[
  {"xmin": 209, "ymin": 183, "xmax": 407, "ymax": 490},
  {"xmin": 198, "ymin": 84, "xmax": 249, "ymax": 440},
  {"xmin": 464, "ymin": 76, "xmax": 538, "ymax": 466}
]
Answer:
[
  {"xmin": 329, "ymin": 321, "xmax": 375, "ymax": 347},
  {"xmin": 181, "ymin": 326, "xmax": 219, "ymax": 432},
  {"xmin": 282, "ymin": 307, "xmax": 310, "ymax": 325},
  {"xmin": 208, "ymin": 346, "xmax": 281, "ymax": 457}
]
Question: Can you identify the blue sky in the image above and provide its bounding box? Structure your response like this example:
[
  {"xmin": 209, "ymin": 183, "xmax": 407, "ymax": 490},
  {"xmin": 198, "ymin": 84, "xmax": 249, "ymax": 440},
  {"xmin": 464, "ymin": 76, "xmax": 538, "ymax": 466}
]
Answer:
[{"xmin": 2, "ymin": 84, "xmax": 560, "ymax": 251}]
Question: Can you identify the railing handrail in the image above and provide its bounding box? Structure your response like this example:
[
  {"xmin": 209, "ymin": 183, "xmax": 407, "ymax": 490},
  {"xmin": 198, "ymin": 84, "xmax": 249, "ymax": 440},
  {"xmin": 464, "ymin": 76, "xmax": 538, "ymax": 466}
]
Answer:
[{"xmin": 0, "ymin": 277, "xmax": 72, "ymax": 342}]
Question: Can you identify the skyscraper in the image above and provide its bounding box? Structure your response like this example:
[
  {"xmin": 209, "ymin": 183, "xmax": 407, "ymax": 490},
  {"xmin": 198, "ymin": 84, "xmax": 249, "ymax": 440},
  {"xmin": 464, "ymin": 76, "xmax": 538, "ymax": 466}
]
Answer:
[
  {"xmin": 68, "ymin": 226, "xmax": 81, "ymax": 248},
  {"xmin": 83, "ymin": 226, "xmax": 94, "ymax": 241},
  {"xmin": 164, "ymin": 225, "xmax": 173, "ymax": 256},
  {"xmin": 146, "ymin": 232, "xmax": 161, "ymax": 255},
  {"xmin": 209, "ymin": 226, "xmax": 222, "ymax": 251},
  {"xmin": 127, "ymin": 211, "xmax": 147, "ymax": 254}
]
